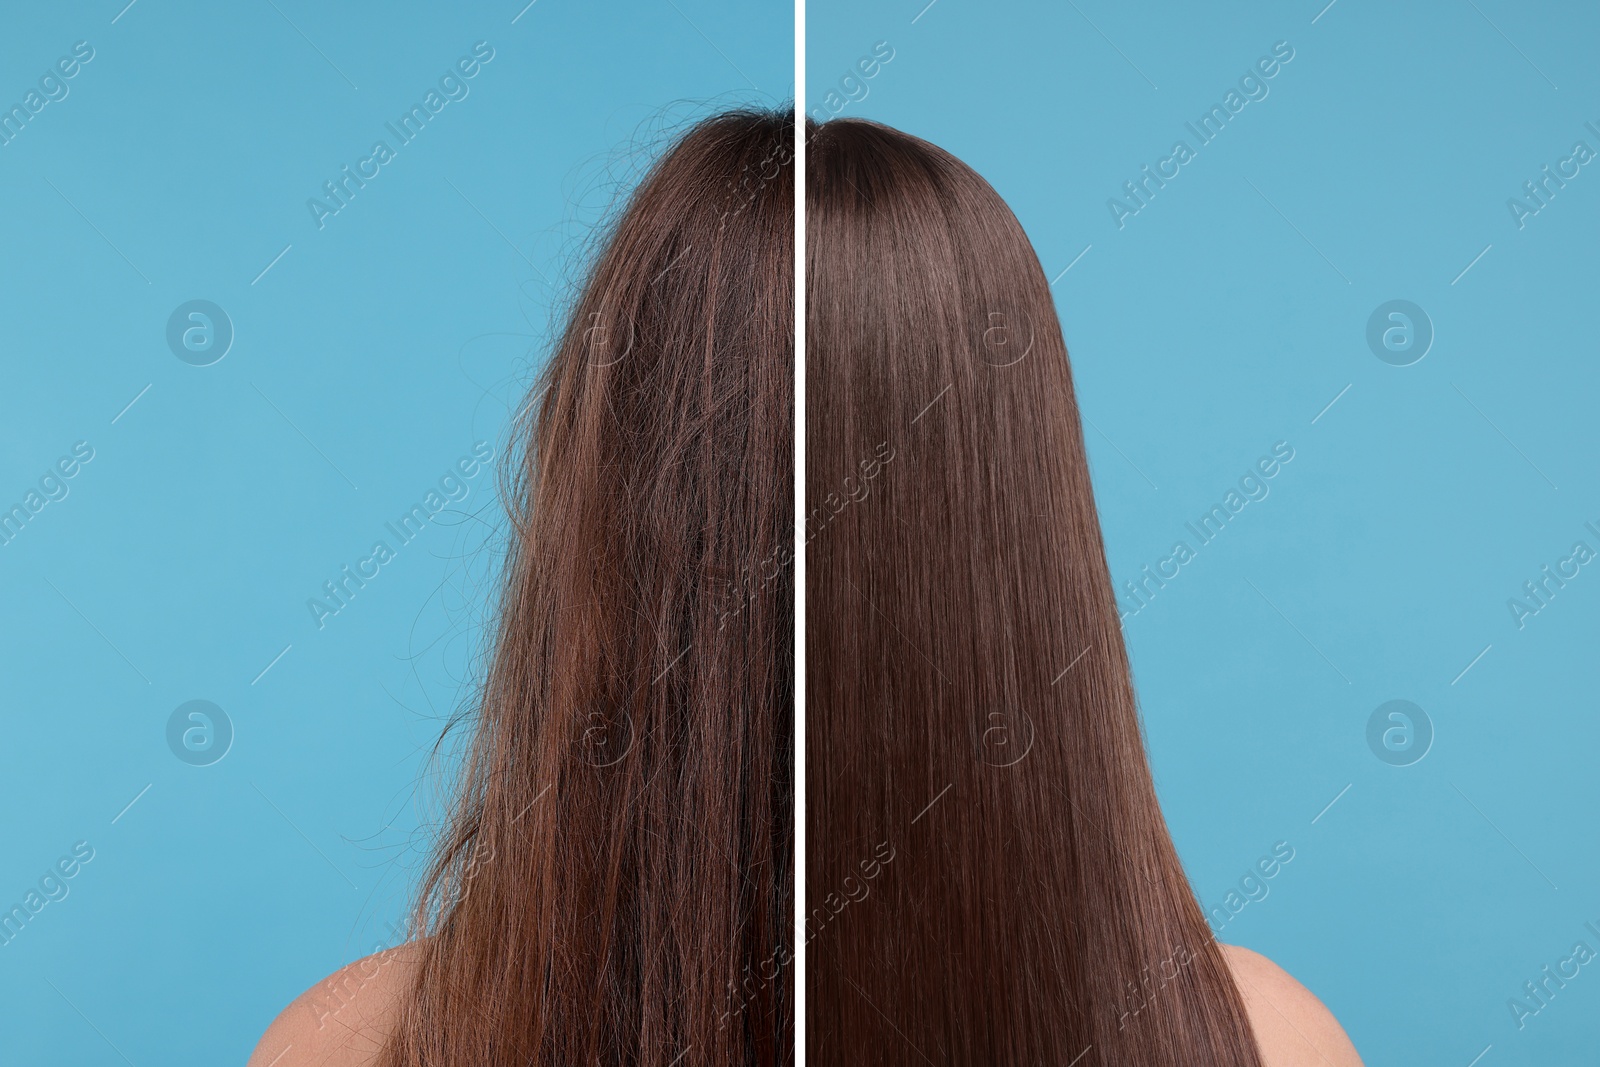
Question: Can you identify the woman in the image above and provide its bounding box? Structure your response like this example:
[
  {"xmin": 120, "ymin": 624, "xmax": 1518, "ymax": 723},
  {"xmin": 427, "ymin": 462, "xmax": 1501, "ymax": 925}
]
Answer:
[
  {"xmin": 248, "ymin": 109, "xmax": 795, "ymax": 1067},
  {"xmin": 804, "ymin": 117, "xmax": 1362, "ymax": 1067}
]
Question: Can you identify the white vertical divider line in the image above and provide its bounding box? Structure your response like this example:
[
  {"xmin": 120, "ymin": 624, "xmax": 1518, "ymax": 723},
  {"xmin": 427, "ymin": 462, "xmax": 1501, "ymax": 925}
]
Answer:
[{"xmin": 792, "ymin": 0, "xmax": 807, "ymax": 1060}]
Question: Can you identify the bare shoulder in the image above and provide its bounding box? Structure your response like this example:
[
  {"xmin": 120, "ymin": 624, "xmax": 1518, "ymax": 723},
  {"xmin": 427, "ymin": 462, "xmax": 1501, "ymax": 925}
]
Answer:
[
  {"xmin": 1221, "ymin": 943, "xmax": 1364, "ymax": 1067},
  {"xmin": 246, "ymin": 942, "xmax": 423, "ymax": 1067}
]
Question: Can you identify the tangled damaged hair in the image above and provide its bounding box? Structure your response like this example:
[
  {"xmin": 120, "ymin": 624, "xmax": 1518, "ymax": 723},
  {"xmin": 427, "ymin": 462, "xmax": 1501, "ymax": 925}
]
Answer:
[{"xmin": 384, "ymin": 108, "xmax": 795, "ymax": 1067}]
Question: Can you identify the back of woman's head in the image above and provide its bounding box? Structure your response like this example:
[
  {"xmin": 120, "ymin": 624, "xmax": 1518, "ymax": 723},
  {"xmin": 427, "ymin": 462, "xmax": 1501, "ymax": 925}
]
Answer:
[
  {"xmin": 386, "ymin": 108, "xmax": 794, "ymax": 1067},
  {"xmin": 805, "ymin": 117, "xmax": 1263, "ymax": 1065}
]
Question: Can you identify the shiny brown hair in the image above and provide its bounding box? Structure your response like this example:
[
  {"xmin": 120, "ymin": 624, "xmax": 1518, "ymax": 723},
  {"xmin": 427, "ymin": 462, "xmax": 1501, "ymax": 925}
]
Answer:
[
  {"xmin": 804, "ymin": 117, "xmax": 1264, "ymax": 1065},
  {"xmin": 384, "ymin": 109, "xmax": 794, "ymax": 1067}
]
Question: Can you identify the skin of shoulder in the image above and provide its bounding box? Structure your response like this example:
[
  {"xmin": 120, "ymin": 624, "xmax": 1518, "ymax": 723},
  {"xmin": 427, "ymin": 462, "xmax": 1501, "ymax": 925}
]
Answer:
[
  {"xmin": 246, "ymin": 943, "xmax": 421, "ymax": 1067},
  {"xmin": 1222, "ymin": 943, "xmax": 1364, "ymax": 1067}
]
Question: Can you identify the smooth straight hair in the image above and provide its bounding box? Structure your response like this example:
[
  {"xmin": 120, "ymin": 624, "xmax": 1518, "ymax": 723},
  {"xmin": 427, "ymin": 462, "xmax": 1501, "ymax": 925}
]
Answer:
[
  {"xmin": 383, "ymin": 109, "xmax": 795, "ymax": 1067},
  {"xmin": 805, "ymin": 117, "xmax": 1265, "ymax": 1065}
]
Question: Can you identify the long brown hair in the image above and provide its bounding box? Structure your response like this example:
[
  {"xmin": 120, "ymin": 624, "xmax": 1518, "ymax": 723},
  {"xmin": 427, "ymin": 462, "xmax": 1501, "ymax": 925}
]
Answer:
[
  {"xmin": 385, "ymin": 108, "xmax": 795, "ymax": 1067},
  {"xmin": 804, "ymin": 118, "xmax": 1264, "ymax": 1065}
]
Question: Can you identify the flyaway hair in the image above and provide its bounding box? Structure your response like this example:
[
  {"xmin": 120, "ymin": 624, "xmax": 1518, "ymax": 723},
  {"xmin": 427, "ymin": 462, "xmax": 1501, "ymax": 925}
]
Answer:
[
  {"xmin": 805, "ymin": 118, "xmax": 1264, "ymax": 1065},
  {"xmin": 385, "ymin": 109, "xmax": 795, "ymax": 1067}
]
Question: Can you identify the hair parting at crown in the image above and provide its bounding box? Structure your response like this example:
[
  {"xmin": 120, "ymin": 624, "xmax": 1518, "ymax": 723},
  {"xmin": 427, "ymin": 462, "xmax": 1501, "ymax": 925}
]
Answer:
[
  {"xmin": 804, "ymin": 117, "xmax": 1265, "ymax": 1066},
  {"xmin": 382, "ymin": 108, "xmax": 795, "ymax": 1067}
]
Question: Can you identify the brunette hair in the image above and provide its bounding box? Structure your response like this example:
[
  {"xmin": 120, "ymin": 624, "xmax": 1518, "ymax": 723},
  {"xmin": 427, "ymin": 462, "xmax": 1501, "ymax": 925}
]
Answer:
[
  {"xmin": 804, "ymin": 117, "xmax": 1264, "ymax": 1065},
  {"xmin": 384, "ymin": 109, "xmax": 794, "ymax": 1067}
]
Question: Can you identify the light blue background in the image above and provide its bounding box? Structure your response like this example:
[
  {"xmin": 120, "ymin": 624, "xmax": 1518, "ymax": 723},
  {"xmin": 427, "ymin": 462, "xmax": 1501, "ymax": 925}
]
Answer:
[
  {"xmin": 0, "ymin": 2, "xmax": 789, "ymax": 1063},
  {"xmin": 809, "ymin": 1, "xmax": 1597, "ymax": 1064}
]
